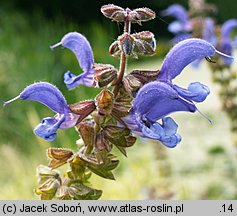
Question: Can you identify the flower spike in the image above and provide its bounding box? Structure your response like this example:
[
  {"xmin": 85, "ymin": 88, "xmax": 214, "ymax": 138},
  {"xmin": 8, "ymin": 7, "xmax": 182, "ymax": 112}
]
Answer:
[{"xmin": 51, "ymin": 32, "xmax": 94, "ymax": 89}]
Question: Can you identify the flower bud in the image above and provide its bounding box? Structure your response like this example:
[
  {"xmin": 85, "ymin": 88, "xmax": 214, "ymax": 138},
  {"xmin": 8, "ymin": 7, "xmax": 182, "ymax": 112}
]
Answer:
[
  {"xmin": 35, "ymin": 165, "xmax": 61, "ymax": 199},
  {"xmin": 68, "ymin": 183, "xmax": 102, "ymax": 200},
  {"xmin": 109, "ymin": 41, "xmax": 121, "ymax": 57},
  {"xmin": 36, "ymin": 165, "xmax": 60, "ymax": 179},
  {"xmin": 76, "ymin": 119, "xmax": 95, "ymax": 153},
  {"xmin": 96, "ymin": 133, "xmax": 111, "ymax": 152},
  {"xmin": 47, "ymin": 148, "xmax": 73, "ymax": 169},
  {"xmin": 118, "ymin": 33, "xmax": 135, "ymax": 56},
  {"xmin": 101, "ymin": 4, "xmax": 126, "ymax": 22},
  {"xmin": 101, "ymin": 4, "xmax": 156, "ymax": 24},
  {"xmin": 93, "ymin": 63, "xmax": 118, "ymax": 87},
  {"xmin": 113, "ymin": 101, "xmax": 131, "ymax": 117},
  {"xmin": 132, "ymin": 31, "xmax": 156, "ymax": 55},
  {"xmin": 130, "ymin": 8, "xmax": 156, "ymax": 24},
  {"xmin": 35, "ymin": 178, "xmax": 60, "ymax": 197},
  {"xmin": 111, "ymin": 31, "xmax": 156, "ymax": 58},
  {"xmin": 130, "ymin": 69, "xmax": 160, "ymax": 84},
  {"xmin": 69, "ymin": 100, "xmax": 96, "ymax": 124},
  {"xmin": 123, "ymin": 75, "xmax": 142, "ymax": 92},
  {"xmin": 96, "ymin": 89, "xmax": 114, "ymax": 115},
  {"xmin": 56, "ymin": 186, "xmax": 71, "ymax": 200}
]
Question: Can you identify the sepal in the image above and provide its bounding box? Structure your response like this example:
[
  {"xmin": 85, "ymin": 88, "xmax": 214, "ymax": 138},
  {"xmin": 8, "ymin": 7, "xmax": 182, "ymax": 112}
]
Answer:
[
  {"xmin": 47, "ymin": 148, "xmax": 73, "ymax": 169},
  {"xmin": 68, "ymin": 183, "xmax": 102, "ymax": 200},
  {"xmin": 93, "ymin": 63, "xmax": 118, "ymax": 87},
  {"xmin": 76, "ymin": 119, "xmax": 96, "ymax": 154},
  {"xmin": 101, "ymin": 4, "xmax": 126, "ymax": 22},
  {"xmin": 69, "ymin": 100, "xmax": 96, "ymax": 124},
  {"xmin": 101, "ymin": 4, "xmax": 155, "ymax": 24},
  {"xmin": 96, "ymin": 90, "xmax": 114, "ymax": 115}
]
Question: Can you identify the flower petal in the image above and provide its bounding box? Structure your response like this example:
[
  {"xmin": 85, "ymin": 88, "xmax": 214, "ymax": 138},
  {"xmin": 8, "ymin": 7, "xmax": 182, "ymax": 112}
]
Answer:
[
  {"xmin": 51, "ymin": 32, "xmax": 94, "ymax": 88},
  {"xmin": 162, "ymin": 117, "xmax": 178, "ymax": 136},
  {"xmin": 64, "ymin": 70, "xmax": 94, "ymax": 89},
  {"xmin": 160, "ymin": 4, "xmax": 189, "ymax": 24},
  {"xmin": 122, "ymin": 111, "xmax": 142, "ymax": 136},
  {"xmin": 4, "ymin": 82, "xmax": 68, "ymax": 114},
  {"xmin": 132, "ymin": 81, "xmax": 196, "ymax": 123},
  {"xmin": 140, "ymin": 117, "xmax": 181, "ymax": 148},
  {"xmin": 173, "ymin": 82, "xmax": 210, "ymax": 102},
  {"xmin": 158, "ymin": 38, "xmax": 216, "ymax": 81},
  {"xmin": 34, "ymin": 115, "xmax": 65, "ymax": 142},
  {"xmin": 158, "ymin": 117, "xmax": 181, "ymax": 147},
  {"xmin": 57, "ymin": 112, "xmax": 79, "ymax": 129},
  {"xmin": 221, "ymin": 19, "xmax": 237, "ymax": 39}
]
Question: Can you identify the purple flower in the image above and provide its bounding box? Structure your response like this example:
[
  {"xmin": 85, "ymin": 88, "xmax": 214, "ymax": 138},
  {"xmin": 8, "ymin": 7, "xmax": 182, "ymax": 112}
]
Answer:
[
  {"xmin": 202, "ymin": 17, "xmax": 217, "ymax": 46},
  {"xmin": 160, "ymin": 4, "xmax": 192, "ymax": 34},
  {"xmin": 50, "ymin": 32, "xmax": 95, "ymax": 89},
  {"xmin": 124, "ymin": 39, "xmax": 232, "ymax": 147},
  {"xmin": 220, "ymin": 19, "xmax": 237, "ymax": 65},
  {"xmin": 3, "ymin": 82, "xmax": 79, "ymax": 141}
]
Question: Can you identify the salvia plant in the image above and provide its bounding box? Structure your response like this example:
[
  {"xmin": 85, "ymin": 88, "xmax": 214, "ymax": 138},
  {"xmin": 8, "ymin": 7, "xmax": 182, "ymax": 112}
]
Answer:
[
  {"xmin": 3, "ymin": 4, "xmax": 233, "ymax": 200},
  {"xmin": 162, "ymin": 0, "xmax": 237, "ymax": 143}
]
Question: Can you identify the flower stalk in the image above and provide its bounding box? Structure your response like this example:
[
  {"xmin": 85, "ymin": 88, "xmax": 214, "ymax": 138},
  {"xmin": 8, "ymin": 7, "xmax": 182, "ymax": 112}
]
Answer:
[{"xmin": 3, "ymin": 3, "xmax": 229, "ymax": 200}]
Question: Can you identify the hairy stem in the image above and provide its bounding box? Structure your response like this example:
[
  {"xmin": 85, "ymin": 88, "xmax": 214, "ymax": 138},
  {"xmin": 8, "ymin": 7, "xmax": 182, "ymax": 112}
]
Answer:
[{"xmin": 113, "ymin": 18, "xmax": 131, "ymax": 96}]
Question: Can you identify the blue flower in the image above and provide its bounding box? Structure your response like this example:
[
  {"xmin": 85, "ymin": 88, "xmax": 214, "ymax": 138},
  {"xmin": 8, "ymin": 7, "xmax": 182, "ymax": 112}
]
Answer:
[
  {"xmin": 202, "ymin": 17, "xmax": 217, "ymax": 46},
  {"xmin": 124, "ymin": 38, "xmax": 232, "ymax": 148},
  {"xmin": 220, "ymin": 19, "xmax": 237, "ymax": 65},
  {"xmin": 50, "ymin": 32, "xmax": 95, "ymax": 89},
  {"xmin": 160, "ymin": 4, "xmax": 192, "ymax": 35},
  {"xmin": 3, "ymin": 82, "xmax": 80, "ymax": 141}
]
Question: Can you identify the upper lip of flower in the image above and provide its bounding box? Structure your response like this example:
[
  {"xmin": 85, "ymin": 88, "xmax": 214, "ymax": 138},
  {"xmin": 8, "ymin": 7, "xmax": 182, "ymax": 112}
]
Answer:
[
  {"xmin": 124, "ymin": 38, "xmax": 233, "ymax": 148},
  {"xmin": 50, "ymin": 32, "xmax": 95, "ymax": 89}
]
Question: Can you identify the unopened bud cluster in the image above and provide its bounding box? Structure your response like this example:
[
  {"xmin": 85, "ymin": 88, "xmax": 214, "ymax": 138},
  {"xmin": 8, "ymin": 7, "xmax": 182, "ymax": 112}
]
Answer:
[
  {"xmin": 110, "ymin": 31, "xmax": 156, "ymax": 57},
  {"xmin": 101, "ymin": 4, "xmax": 155, "ymax": 24}
]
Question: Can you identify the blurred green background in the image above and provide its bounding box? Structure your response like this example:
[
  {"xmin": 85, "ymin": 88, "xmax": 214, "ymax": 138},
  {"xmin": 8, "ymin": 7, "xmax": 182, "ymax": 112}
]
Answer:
[{"xmin": 0, "ymin": 0, "xmax": 237, "ymax": 199}]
